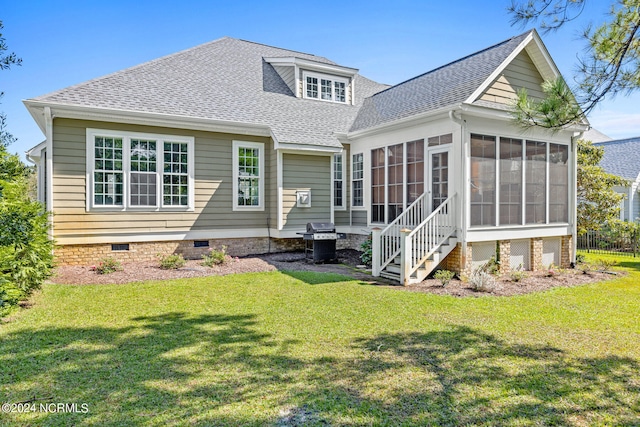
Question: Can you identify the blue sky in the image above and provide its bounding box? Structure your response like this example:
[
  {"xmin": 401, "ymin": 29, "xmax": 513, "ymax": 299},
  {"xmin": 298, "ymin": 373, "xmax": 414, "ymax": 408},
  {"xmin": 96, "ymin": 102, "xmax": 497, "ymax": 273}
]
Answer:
[{"xmin": 3, "ymin": 0, "xmax": 640, "ymax": 160}]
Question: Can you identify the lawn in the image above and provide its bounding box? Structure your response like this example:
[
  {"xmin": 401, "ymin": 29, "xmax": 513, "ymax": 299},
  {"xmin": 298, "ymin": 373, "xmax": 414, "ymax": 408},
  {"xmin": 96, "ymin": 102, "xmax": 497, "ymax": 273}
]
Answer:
[{"xmin": 0, "ymin": 254, "xmax": 639, "ymax": 426}]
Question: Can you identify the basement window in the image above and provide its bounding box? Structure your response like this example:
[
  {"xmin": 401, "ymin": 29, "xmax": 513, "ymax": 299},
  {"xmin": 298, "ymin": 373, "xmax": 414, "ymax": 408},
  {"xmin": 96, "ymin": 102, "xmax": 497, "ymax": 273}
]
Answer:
[
  {"xmin": 193, "ymin": 240, "xmax": 209, "ymax": 248},
  {"xmin": 111, "ymin": 243, "xmax": 130, "ymax": 251}
]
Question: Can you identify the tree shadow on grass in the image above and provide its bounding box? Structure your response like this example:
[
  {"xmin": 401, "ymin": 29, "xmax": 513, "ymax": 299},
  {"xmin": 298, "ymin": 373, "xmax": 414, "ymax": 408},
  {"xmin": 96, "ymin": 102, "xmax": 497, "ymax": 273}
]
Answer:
[
  {"xmin": 284, "ymin": 326, "xmax": 640, "ymax": 426},
  {"xmin": 1, "ymin": 316, "xmax": 638, "ymax": 426},
  {"xmin": 0, "ymin": 312, "xmax": 302, "ymax": 426}
]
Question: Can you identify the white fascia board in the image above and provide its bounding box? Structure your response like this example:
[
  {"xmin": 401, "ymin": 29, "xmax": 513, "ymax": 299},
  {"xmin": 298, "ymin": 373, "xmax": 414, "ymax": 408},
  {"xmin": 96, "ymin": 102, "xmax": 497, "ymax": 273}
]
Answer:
[
  {"xmin": 460, "ymin": 102, "xmax": 590, "ymax": 132},
  {"xmin": 263, "ymin": 56, "xmax": 358, "ymax": 77},
  {"xmin": 23, "ymin": 100, "xmax": 273, "ymax": 138},
  {"xmin": 276, "ymin": 142, "xmax": 342, "ymax": 154},
  {"xmin": 25, "ymin": 140, "xmax": 47, "ymax": 164},
  {"xmin": 346, "ymin": 104, "xmax": 461, "ymax": 140}
]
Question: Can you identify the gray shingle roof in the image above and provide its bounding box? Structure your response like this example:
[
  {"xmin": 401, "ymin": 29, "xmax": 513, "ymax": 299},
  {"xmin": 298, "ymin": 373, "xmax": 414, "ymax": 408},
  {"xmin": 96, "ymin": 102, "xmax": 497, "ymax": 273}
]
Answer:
[
  {"xmin": 349, "ymin": 31, "xmax": 532, "ymax": 132},
  {"xmin": 594, "ymin": 137, "xmax": 640, "ymax": 181},
  {"xmin": 32, "ymin": 37, "xmax": 388, "ymax": 148}
]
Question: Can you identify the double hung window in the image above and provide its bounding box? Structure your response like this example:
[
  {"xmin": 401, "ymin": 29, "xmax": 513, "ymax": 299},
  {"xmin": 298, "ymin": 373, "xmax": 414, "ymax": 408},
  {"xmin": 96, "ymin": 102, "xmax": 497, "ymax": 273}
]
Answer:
[{"xmin": 88, "ymin": 129, "xmax": 194, "ymax": 211}]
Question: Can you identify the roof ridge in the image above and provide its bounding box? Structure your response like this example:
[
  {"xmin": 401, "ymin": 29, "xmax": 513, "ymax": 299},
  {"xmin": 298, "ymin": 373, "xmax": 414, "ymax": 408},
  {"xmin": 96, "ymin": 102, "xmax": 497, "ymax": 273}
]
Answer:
[
  {"xmin": 369, "ymin": 29, "xmax": 534, "ymax": 98},
  {"xmin": 237, "ymin": 39, "xmax": 328, "ymax": 60}
]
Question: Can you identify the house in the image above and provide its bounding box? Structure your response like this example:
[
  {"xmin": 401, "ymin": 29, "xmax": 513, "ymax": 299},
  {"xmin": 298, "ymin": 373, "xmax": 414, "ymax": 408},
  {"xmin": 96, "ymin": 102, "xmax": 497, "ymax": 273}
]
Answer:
[
  {"xmin": 25, "ymin": 30, "xmax": 587, "ymax": 284},
  {"xmin": 595, "ymin": 137, "xmax": 640, "ymax": 222}
]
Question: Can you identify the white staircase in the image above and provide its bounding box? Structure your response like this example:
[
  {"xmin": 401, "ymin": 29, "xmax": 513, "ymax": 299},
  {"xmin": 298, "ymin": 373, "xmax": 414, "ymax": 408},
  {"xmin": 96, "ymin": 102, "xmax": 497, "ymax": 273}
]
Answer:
[{"xmin": 373, "ymin": 193, "xmax": 457, "ymax": 285}]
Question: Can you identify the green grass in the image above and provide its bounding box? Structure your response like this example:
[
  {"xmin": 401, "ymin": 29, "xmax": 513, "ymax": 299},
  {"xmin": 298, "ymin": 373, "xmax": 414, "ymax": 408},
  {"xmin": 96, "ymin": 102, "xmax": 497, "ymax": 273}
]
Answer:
[{"xmin": 0, "ymin": 258, "xmax": 639, "ymax": 426}]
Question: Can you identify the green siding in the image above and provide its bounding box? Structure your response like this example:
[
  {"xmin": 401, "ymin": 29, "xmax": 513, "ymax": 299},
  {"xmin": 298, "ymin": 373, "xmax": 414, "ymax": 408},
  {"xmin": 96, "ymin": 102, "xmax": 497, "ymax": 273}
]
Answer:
[
  {"xmin": 282, "ymin": 153, "xmax": 331, "ymax": 229},
  {"xmin": 351, "ymin": 210, "xmax": 367, "ymax": 227},
  {"xmin": 52, "ymin": 118, "xmax": 273, "ymax": 244}
]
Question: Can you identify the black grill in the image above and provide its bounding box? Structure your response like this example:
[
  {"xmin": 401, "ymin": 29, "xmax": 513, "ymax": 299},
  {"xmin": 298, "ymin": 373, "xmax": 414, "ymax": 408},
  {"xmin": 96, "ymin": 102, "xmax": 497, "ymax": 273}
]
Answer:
[{"xmin": 300, "ymin": 222, "xmax": 346, "ymax": 262}]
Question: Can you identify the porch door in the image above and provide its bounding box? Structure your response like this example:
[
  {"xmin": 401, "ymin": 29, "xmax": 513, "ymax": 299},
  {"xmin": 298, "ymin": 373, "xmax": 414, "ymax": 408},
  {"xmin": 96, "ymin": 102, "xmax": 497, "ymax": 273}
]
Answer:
[{"xmin": 427, "ymin": 147, "xmax": 449, "ymax": 212}]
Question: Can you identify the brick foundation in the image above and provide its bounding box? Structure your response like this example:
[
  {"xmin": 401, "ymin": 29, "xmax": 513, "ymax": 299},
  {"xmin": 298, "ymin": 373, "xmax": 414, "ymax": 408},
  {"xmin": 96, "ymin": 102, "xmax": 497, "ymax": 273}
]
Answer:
[
  {"xmin": 55, "ymin": 233, "xmax": 367, "ymax": 266},
  {"xmin": 498, "ymin": 240, "xmax": 511, "ymax": 274},
  {"xmin": 561, "ymin": 235, "xmax": 573, "ymax": 268},
  {"xmin": 531, "ymin": 238, "xmax": 543, "ymax": 271}
]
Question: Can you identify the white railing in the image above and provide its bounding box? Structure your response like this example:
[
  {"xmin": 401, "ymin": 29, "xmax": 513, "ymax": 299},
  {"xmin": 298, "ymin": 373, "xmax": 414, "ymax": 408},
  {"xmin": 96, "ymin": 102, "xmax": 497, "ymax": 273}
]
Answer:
[
  {"xmin": 372, "ymin": 193, "xmax": 428, "ymax": 276},
  {"xmin": 400, "ymin": 193, "xmax": 457, "ymax": 285}
]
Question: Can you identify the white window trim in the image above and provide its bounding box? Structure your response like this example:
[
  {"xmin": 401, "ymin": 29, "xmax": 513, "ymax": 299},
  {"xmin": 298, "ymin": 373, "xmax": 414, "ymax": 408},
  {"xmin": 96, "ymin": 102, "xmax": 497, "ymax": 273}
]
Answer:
[
  {"xmin": 232, "ymin": 140, "xmax": 265, "ymax": 211},
  {"xmin": 302, "ymin": 70, "xmax": 349, "ymax": 104},
  {"xmin": 86, "ymin": 128, "xmax": 195, "ymax": 212},
  {"xmin": 333, "ymin": 153, "xmax": 346, "ymax": 210},
  {"xmin": 351, "ymin": 152, "xmax": 365, "ymax": 209},
  {"xmin": 468, "ymin": 132, "xmax": 570, "ymax": 228}
]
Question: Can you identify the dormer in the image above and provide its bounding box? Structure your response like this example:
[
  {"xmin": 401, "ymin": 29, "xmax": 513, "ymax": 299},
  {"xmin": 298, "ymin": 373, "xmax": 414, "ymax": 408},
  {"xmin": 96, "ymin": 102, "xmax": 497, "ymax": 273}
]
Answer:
[{"xmin": 264, "ymin": 56, "xmax": 358, "ymax": 105}]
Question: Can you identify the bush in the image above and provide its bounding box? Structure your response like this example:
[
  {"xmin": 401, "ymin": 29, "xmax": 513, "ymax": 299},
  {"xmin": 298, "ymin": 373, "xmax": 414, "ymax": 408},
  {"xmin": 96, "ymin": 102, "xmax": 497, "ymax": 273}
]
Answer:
[
  {"xmin": 510, "ymin": 269, "xmax": 528, "ymax": 282},
  {"xmin": 93, "ymin": 257, "xmax": 122, "ymax": 275},
  {"xmin": 595, "ymin": 258, "xmax": 616, "ymax": 272},
  {"xmin": 359, "ymin": 234, "xmax": 372, "ymax": 266},
  {"xmin": 470, "ymin": 270, "xmax": 497, "ymax": 292},
  {"xmin": 434, "ymin": 269, "xmax": 455, "ymax": 287},
  {"xmin": 479, "ymin": 256, "xmax": 500, "ymax": 275},
  {"xmin": 0, "ymin": 176, "xmax": 54, "ymax": 317},
  {"xmin": 158, "ymin": 254, "xmax": 186, "ymax": 270},
  {"xmin": 575, "ymin": 253, "xmax": 586, "ymax": 264},
  {"xmin": 202, "ymin": 246, "xmax": 227, "ymax": 267}
]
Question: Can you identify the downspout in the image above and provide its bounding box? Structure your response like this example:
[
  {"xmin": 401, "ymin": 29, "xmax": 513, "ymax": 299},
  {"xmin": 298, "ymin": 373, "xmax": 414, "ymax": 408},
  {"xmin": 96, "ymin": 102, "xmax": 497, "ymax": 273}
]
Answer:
[
  {"xmin": 44, "ymin": 106, "xmax": 54, "ymax": 240},
  {"xmin": 449, "ymin": 110, "xmax": 466, "ymax": 265},
  {"xmin": 572, "ymin": 131, "xmax": 583, "ymax": 265}
]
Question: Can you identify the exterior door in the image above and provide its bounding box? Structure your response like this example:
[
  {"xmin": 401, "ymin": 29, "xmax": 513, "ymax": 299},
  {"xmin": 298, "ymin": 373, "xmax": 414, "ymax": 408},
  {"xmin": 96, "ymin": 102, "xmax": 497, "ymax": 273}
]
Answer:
[{"xmin": 428, "ymin": 147, "xmax": 449, "ymax": 212}]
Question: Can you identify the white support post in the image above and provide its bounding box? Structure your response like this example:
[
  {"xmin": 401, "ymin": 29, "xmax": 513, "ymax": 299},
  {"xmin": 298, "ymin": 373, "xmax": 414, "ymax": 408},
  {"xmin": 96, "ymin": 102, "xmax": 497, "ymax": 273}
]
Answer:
[
  {"xmin": 371, "ymin": 227, "xmax": 381, "ymax": 277},
  {"xmin": 401, "ymin": 228, "xmax": 412, "ymax": 286}
]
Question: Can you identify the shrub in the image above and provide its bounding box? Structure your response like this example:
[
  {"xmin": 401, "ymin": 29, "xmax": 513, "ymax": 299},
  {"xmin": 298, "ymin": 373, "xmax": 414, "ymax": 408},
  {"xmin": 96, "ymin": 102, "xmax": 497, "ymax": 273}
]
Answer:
[
  {"xmin": 360, "ymin": 235, "xmax": 372, "ymax": 266},
  {"xmin": 595, "ymin": 258, "xmax": 616, "ymax": 272},
  {"xmin": 0, "ymin": 176, "xmax": 54, "ymax": 317},
  {"xmin": 575, "ymin": 253, "xmax": 586, "ymax": 264},
  {"xmin": 469, "ymin": 270, "xmax": 497, "ymax": 292},
  {"xmin": 93, "ymin": 257, "xmax": 122, "ymax": 275},
  {"xmin": 510, "ymin": 269, "xmax": 528, "ymax": 282},
  {"xmin": 434, "ymin": 269, "xmax": 455, "ymax": 287},
  {"xmin": 479, "ymin": 256, "xmax": 500, "ymax": 275},
  {"xmin": 202, "ymin": 246, "xmax": 227, "ymax": 267},
  {"xmin": 159, "ymin": 254, "xmax": 186, "ymax": 270}
]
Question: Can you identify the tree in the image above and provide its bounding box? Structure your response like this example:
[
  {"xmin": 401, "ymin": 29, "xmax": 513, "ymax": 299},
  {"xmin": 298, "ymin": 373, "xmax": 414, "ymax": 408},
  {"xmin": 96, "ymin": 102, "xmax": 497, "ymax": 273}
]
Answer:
[
  {"xmin": 0, "ymin": 20, "xmax": 53, "ymax": 317},
  {"xmin": 508, "ymin": 0, "xmax": 640, "ymax": 129},
  {"xmin": 0, "ymin": 20, "xmax": 21, "ymax": 147},
  {"xmin": 576, "ymin": 139, "xmax": 626, "ymax": 235}
]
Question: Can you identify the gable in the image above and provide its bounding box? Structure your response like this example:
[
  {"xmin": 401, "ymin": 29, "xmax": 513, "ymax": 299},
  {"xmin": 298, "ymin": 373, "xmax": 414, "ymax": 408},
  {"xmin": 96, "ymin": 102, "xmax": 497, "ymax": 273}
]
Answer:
[{"xmin": 477, "ymin": 50, "xmax": 545, "ymax": 105}]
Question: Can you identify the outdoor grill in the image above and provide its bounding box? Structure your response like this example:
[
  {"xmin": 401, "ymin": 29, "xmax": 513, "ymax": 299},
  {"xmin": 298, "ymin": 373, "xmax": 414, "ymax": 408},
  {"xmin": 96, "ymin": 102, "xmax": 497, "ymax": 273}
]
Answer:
[{"xmin": 300, "ymin": 222, "xmax": 346, "ymax": 262}]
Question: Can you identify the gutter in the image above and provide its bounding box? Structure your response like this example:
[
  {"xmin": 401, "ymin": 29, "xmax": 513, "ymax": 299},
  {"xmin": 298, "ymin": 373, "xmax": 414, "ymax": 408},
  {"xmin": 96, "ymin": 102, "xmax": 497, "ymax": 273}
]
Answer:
[{"xmin": 44, "ymin": 106, "xmax": 54, "ymax": 239}]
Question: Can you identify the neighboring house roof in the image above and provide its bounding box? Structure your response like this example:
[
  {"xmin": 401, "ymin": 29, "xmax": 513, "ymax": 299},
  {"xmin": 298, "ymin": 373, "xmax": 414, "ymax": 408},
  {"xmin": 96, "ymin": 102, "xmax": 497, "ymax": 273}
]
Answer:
[
  {"xmin": 594, "ymin": 137, "xmax": 640, "ymax": 181},
  {"xmin": 28, "ymin": 37, "xmax": 388, "ymax": 149},
  {"xmin": 350, "ymin": 31, "xmax": 534, "ymax": 132},
  {"xmin": 583, "ymin": 128, "xmax": 613, "ymax": 143}
]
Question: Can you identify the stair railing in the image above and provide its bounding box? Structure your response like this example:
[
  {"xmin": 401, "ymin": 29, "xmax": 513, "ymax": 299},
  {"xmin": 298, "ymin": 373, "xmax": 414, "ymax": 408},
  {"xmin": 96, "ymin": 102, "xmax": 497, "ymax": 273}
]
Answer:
[
  {"xmin": 372, "ymin": 192, "xmax": 428, "ymax": 276},
  {"xmin": 400, "ymin": 193, "xmax": 457, "ymax": 285}
]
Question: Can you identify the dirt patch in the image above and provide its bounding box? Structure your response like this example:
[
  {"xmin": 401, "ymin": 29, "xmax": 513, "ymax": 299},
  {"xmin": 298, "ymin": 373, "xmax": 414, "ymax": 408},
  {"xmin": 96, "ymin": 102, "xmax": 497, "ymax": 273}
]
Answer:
[{"xmin": 48, "ymin": 249, "xmax": 620, "ymax": 297}]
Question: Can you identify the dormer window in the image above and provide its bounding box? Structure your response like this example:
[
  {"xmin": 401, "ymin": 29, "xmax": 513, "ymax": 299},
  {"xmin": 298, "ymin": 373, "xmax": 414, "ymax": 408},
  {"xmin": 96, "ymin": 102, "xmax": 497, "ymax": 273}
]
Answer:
[{"xmin": 303, "ymin": 71, "xmax": 348, "ymax": 103}]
